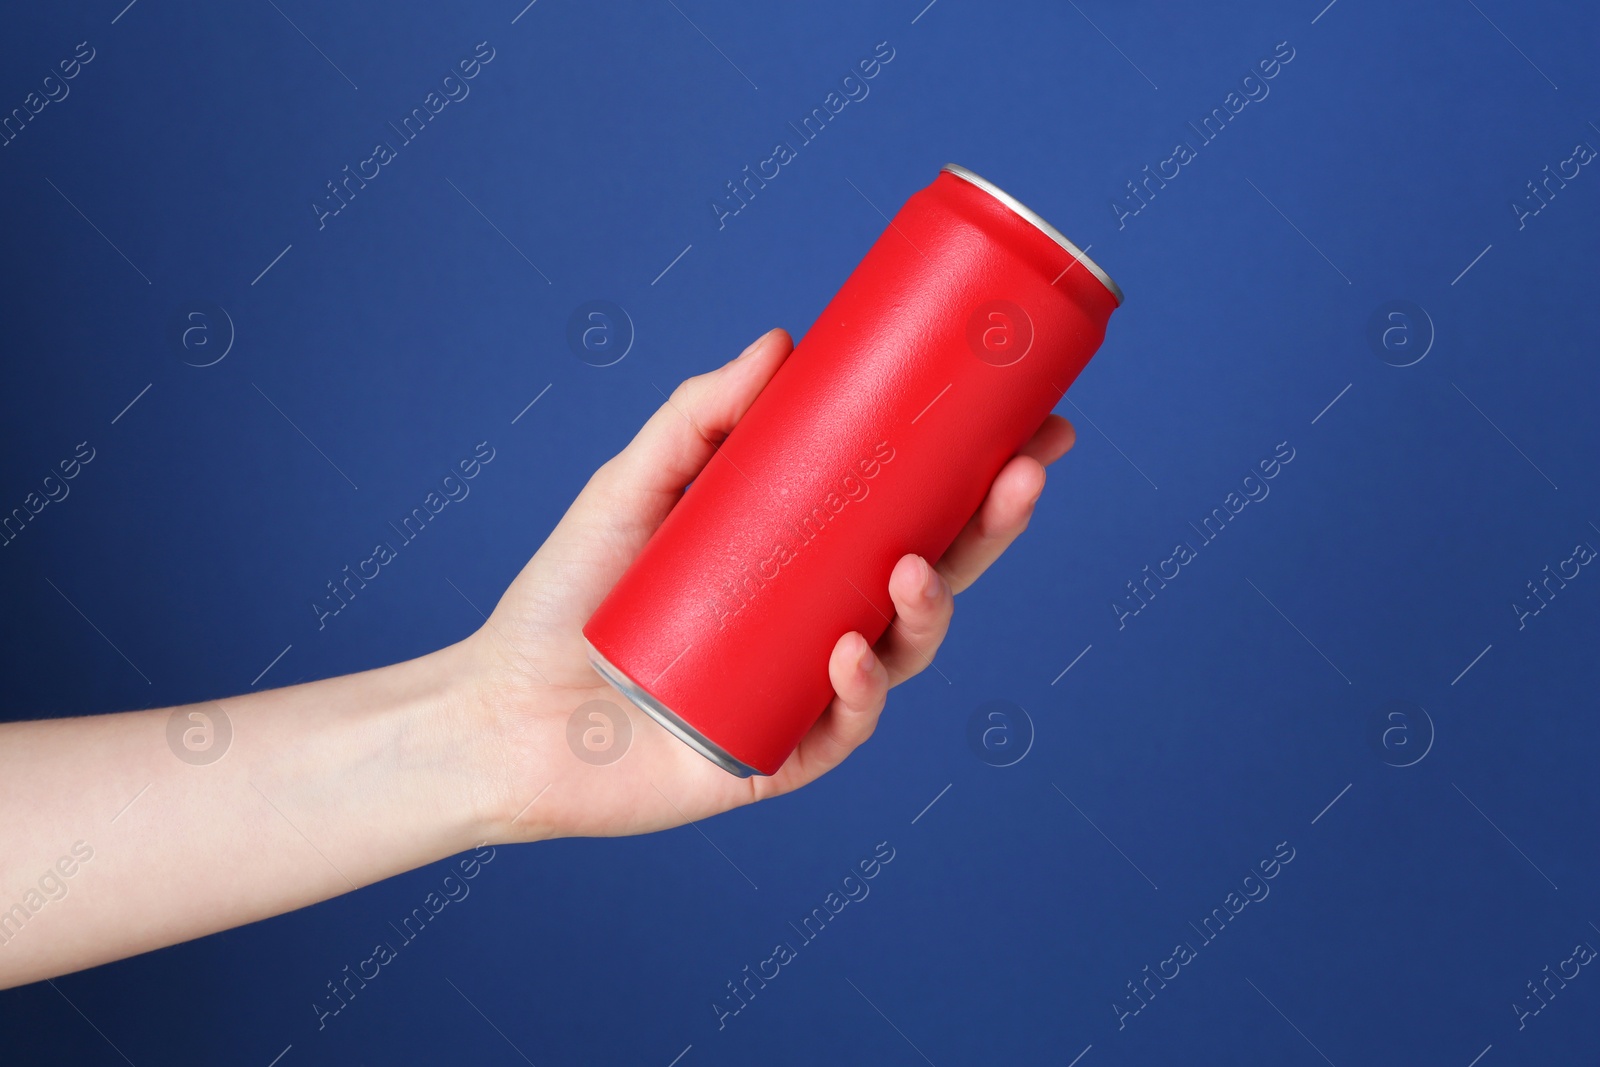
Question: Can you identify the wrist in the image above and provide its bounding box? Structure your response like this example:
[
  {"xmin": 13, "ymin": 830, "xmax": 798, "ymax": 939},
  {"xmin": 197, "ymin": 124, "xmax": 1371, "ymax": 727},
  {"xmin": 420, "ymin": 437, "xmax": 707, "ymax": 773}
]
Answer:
[
  {"xmin": 389, "ymin": 636, "xmax": 511, "ymax": 853},
  {"xmin": 425, "ymin": 630, "xmax": 566, "ymax": 848}
]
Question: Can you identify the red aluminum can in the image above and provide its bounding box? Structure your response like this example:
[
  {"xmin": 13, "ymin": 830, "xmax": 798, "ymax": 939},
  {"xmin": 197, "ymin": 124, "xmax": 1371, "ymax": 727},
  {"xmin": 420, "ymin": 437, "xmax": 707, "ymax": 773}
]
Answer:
[{"xmin": 583, "ymin": 163, "xmax": 1122, "ymax": 776}]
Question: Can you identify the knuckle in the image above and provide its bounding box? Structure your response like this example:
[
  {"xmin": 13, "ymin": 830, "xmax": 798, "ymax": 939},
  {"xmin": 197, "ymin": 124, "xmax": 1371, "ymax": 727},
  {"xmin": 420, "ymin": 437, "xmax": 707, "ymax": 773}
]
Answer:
[
  {"xmin": 668, "ymin": 373, "xmax": 705, "ymax": 410},
  {"xmin": 584, "ymin": 456, "xmax": 616, "ymax": 493},
  {"xmin": 589, "ymin": 454, "xmax": 627, "ymax": 494}
]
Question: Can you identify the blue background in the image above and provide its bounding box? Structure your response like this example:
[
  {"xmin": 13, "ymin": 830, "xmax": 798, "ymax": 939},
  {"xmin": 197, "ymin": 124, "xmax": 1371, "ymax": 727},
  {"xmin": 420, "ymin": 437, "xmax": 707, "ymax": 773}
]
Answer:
[{"xmin": 3, "ymin": 0, "xmax": 1598, "ymax": 1063}]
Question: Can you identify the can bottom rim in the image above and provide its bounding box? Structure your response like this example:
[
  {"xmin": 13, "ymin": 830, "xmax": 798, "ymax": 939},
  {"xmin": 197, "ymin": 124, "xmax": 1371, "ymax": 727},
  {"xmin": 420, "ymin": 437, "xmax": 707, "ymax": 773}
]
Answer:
[{"xmin": 584, "ymin": 638, "xmax": 762, "ymax": 778}]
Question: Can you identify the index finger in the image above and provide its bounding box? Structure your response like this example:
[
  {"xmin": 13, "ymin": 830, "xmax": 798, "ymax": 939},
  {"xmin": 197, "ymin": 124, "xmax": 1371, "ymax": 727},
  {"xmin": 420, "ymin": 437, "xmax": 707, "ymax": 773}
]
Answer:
[{"xmin": 934, "ymin": 415, "xmax": 1075, "ymax": 595}]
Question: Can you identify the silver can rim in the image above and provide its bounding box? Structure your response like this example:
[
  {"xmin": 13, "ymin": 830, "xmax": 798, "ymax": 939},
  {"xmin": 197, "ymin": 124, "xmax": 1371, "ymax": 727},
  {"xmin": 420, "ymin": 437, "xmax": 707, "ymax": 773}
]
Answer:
[
  {"xmin": 584, "ymin": 637, "xmax": 762, "ymax": 778},
  {"xmin": 941, "ymin": 163, "xmax": 1124, "ymax": 307}
]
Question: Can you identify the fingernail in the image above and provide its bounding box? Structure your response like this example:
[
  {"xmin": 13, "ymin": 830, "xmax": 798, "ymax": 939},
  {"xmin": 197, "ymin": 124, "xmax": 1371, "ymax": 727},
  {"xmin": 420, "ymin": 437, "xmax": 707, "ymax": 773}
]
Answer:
[
  {"xmin": 735, "ymin": 329, "xmax": 771, "ymax": 361},
  {"xmin": 855, "ymin": 634, "xmax": 875, "ymax": 674},
  {"xmin": 920, "ymin": 556, "xmax": 943, "ymax": 599},
  {"xmin": 1028, "ymin": 475, "xmax": 1046, "ymax": 509}
]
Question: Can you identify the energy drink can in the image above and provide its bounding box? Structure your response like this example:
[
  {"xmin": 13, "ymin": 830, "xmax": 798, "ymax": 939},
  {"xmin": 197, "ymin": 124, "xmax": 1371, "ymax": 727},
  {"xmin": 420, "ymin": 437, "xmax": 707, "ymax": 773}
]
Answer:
[{"xmin": 584, "ymin": 163, "xmax": 1122, "ymax": 775}]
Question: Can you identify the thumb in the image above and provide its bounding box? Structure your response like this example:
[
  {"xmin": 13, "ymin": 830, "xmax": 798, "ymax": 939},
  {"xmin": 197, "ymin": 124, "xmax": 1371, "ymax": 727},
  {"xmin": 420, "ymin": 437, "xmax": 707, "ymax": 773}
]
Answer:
[
  {"xmin": 489, "ymin": 328, "xmax": 794, "ymax": 652},
  {"xmin": 591, "ymin": 327, "xmax": 793, "ymax": 516}
]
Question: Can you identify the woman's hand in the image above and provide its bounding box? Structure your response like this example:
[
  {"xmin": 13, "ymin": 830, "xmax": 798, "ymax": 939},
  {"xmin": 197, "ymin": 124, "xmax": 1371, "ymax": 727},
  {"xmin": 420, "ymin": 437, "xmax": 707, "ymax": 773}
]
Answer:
[
  {"xmin": 463, "ymin": 327, "xmax": 1078, "ymax": 844},
  {"xmin": 0, "ymin": 326, "xmax": 1076, "ymax": 988}
]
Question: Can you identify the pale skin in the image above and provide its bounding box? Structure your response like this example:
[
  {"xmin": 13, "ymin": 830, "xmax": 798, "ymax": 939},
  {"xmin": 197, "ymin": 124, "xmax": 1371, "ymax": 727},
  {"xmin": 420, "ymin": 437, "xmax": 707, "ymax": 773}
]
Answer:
[{"xmin": 0, "ymin": 327, "xmax": 1077, "ymax": 989}]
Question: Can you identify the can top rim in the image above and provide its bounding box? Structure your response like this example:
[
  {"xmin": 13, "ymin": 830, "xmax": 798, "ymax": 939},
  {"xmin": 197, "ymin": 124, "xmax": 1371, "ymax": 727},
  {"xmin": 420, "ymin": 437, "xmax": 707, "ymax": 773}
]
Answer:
[{"xmin": 941, "ymin": 163, "xmax": 1123, "ymax": 307}]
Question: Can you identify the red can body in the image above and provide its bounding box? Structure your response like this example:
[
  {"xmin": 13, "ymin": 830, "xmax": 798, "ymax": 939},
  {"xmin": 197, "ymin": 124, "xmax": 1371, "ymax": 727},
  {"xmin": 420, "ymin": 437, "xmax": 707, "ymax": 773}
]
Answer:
[{"xmin": 583, "ymin": 164, "xmax": 1122, "ymax": 776}]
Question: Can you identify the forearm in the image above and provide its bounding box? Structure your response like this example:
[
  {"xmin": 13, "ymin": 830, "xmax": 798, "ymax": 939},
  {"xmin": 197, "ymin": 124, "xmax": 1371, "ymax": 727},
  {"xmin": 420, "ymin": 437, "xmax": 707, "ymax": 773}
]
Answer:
[
  {"xmin": 0, "ymin": 639, "xmax": 502, "ymax": 989},
  {"xmin": 0, "ymin": 329, "xmax": 1021, "ymax": 990}
]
